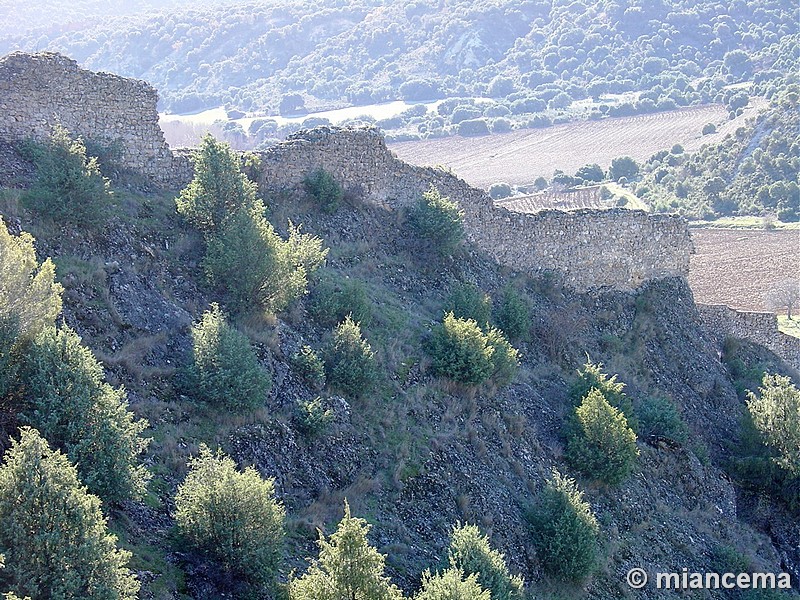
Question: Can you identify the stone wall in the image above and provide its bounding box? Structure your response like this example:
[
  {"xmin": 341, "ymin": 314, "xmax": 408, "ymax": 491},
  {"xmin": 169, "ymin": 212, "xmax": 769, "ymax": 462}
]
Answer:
[
  {"xmin": 255, "ymin": 126, "xmax": 693, "ymax": 292},
  {"xmin": 698, "ymin": 304, "xmax": 800, "ymax": 371},
  {"xmin": 0, "ymin": 52, "xmax": 189, "ymax": 186}
]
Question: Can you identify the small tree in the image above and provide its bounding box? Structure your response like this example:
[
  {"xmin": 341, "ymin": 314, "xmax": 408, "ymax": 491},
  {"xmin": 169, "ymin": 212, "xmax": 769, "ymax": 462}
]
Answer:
[
  {"xmin": 428, "ymin": 313, "xmax": 518, "ymax": 387},
  {"xmin": 416, "ymin": 568, "xmax": 490, "ymax": 600},
  {"xmin": 304, "ymin": 168, "xmax": 343, "ymax": 214},
  {"xmin": 765, "ymin": 279, "xmax": 800, "ymax": 319},
  {"xmin": 324, "ymin": 316, "xmax": 377, "ymax": 397},
  {"xmin": 21, "ymin": 124, "xmax": 112, "ymax": 225},
  {"xmin": 570, "ymin": 361, "xmax": 637, "ymax": 432},
  {"xmin": 746, "ymin": 374, "xmax": 800, "ymax": 476},
  {"xmin": 185, "ymin": 304, "xmax": 271, "ymax": 411},
  {"xmin": 493, "ymin": 286, "xmax": 530, "ymax": 341},
  {"xmin": 447, "ymin": 524, "xmax": 524, "ymax": 600},
  {"xmin": 408, "ymin": 186, "xmax": 465, "ymax": 257},
  {"xmin": 608, "ymin": 156, "xmax": 639, "ymax": 181},
  {"xmin": 0, "ymin": 220, "xmax": 63, "ymax": 339},
  {"xmin": 289, "ymin": 501, "xmax": 403, "ymax": 600},
  {"xmin": 528, "ymin": 469, "xmax": 599, "ymax": 581},
  {"xmin": 566, "ymin": 388, "xmax": 639, "ymax": 485},
  {"xmin": 444, "ymin": 283, "xmax": 491, "ymax": 328},
  {"xmin": 638, "ymin": 396, "xmax": 689, "ymax": 446},
  {"xmin": 20, "ymin": 325, "xmax": 150, "ymax": 504},
  {"xmin": 0, "ymin": 427, "xmax": 139, "ymax": 600},
  {"xmin": 175, "ymin": 445, "xmax": 285, "ymax": 589},
  {"xmin": 176, "ymin": 134, "xmax": 259, "ymax": 234}
]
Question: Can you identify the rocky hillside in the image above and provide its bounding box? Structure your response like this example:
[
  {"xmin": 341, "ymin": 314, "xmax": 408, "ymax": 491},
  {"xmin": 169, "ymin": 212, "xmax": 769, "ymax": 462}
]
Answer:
[{"xmin": 1, "ymin": 123, "xmax": 798, "ymax": 599}]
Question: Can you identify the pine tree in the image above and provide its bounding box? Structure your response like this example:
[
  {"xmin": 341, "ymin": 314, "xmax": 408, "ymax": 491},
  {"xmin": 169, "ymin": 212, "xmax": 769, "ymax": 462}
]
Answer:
[
  {"xmin": 416, "ymin": 568, "xmax": 490, "ymax": 600},
  {"xmin": 408, "ymin": 185, "xmax": 464, "ymax": 257},
  {"xmin": 528, "ymin": 469, "xmax": 599, "ymax": 581},
  {"xmin": 324, "ymin": 316, "xmax": 377, "ymax": 397},
  {"xmin": 747, "ymin": 373, "xmax": 800, "ymax": 476},
  {"xmin": 0, "ymin": 427, "xmax": 139, "ymax": 600},
  {"xmin": 447, "ymin": 524, "xmax": 524, "ymax": 600},
  {"xmin": 175, "ymin": 445, "xmax": 285, "ymax": 589},
  {"xmin": 289, "ymin": 501, "xmax": 403, "ymax": 600},
  {"xmin": 19, "ymin": 325, "xmax": 150, "ymax": 504},
  {"xmin": 566, "ymin": 388, "xmax": 639, "ymax": 485}
]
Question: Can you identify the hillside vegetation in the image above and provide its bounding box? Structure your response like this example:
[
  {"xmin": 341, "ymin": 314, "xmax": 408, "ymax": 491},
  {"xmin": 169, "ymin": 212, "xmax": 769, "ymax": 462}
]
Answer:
[{"xmin": 0, "ymin": 121, "xmax": 799, "ymax": 599}]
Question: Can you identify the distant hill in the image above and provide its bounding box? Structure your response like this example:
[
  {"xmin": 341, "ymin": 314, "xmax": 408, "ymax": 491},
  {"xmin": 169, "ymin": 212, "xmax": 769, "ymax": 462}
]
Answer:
[{"xmin": 1, "ymin": 0, "xmax": 796, "ymax": 117}]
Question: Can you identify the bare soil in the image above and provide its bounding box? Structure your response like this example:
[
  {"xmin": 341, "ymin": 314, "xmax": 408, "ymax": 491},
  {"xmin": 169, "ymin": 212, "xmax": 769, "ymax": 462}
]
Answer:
[
  {"xmin": 689, "ymin": 228, "xmax": 799, "ymax": 312},
  {"xmin": 389, "ymin": 102, "xmax": 764, "ymax": 189}
]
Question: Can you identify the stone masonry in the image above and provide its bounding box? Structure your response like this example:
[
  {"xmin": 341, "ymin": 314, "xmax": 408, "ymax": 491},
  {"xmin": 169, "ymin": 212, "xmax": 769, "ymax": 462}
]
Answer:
[
  {"xmin": 697, "ymin": 304, "xmax": 800, "ymax": 372},
  {"xmin": 0, "ymin": 51, "xmax": 188, "ymax": 186}
]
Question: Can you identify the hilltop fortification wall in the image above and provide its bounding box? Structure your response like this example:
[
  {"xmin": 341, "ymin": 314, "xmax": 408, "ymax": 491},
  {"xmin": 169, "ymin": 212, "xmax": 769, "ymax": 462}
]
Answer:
[
  {"xmin": 697, "ymin": 304, "xmax": 800, "ymax": 371},
  {"xmin": 0, "ymin": 52, "xmax": 188, "ymax": 186},
  {"xmin": 255, "ymin": 127, "xmax": 693, "ymax": 292}
]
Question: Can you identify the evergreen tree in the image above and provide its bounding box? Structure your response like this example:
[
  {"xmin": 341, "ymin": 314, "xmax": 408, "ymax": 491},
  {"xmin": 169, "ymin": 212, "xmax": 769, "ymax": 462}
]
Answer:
[
  {"xmin": 447, "ymin": 524, "xmax": 523, "ymax": 600},
  {"xmin": 185, "ymin": 304, "xmax": 270, "ymax": 411},
  {"xmin": 324, "ymin": 316, "xmax": 377, "ymax": 397},
  {"xmin": 175, "ymin": 445, "xmax": 285, "ymax": 590},
  {"xmin": 289, "ymin": 501, "xmax": 402, "ymax": 600},
  {"xmin": 0, "ymin": 219, "xmax": 62, "ymax": 339},
  {"xmin": 21, "ymin": 124, "xmax": 112, "ymax": 226},
  {"xmin": 493, "ymin": 286, "xmax": 530, "ymax": 341},
  {"xmin": 0, "ymin": 427, "xmax": 139, "ymax": 600},
  {"xmin": 746, "ymin": 373, "xmax": 800, "ymax": 476},
  {"xmin": 566, "ymin": 388, "xmax": 639, "ymax": 485},
  {"xmin": 416, "ymin": 568, "xmax": 490, "ymax": 600},
  {"xmin": 175, "ymin": 133, "xmax": 259, "ymax": 234},
  {"xmin": 408, "ymin": 185, "xmax": 464, "ymax": 257},
  {"xmin": 528, "ymin": 469, "xmax": 599, "ymax": 581},
  {"xmin": 570, "ymin": 361, "xmax": 637, "ymax": 432},
  {"xmin": 19, "ymin": 326, "xmax": 150, "ymax": 504}
]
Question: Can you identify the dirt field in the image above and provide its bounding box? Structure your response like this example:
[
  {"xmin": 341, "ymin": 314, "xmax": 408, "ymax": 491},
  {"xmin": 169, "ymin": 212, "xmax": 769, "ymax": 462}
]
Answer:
[
  {"xmin": 689, "ymin": 228, "xmax": 799, "ymax": 312},
  {"xmin": 390, "ymin": 102, "xmax": 763, "ymax": 189}
]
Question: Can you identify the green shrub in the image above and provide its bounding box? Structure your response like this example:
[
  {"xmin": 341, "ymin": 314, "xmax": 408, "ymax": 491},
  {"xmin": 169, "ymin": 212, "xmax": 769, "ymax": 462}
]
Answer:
[
  {"xmin": 416, "ymin": 568, "xmax": 490, "ymax": 600},
  {"xmin": 493, "ymin": 286, "xmax": 531, "ymax": 341},
  {"xmin": 444, "ymin": 283, "xmax": 491, "ymax": 328},
  {"xmin": 746, "ymin": 373, "xmax": 800, "ymax": 476},
  {"xmin": 291, "ymin": 345, "xmax": 326, "ymax": 390},
  {"xmin": 324, "ymin": 316, "xmax": 377, "ymax": 397},
  {"xmin": 304, "ymin": 168, "xmax": 343, "ymax": 214},
  {"xmin": 185, "ymin": 304, "xmax": 271, "ymax": 411},
  {"xmin": 176, "ymin": 134, "xmax": 259, "ymax": 234},
  {"xmin": 308, "ymin": 272, "xmax": 372, "ymax": 326},
  {"xmin": 408, "ymin": 185, "xmax": 465, "ymax": 256},
  {"xmin": 0, "ymin": 427, "xmax": 139, "ymax": 600},
  {"xmin": 175, "ymin": 445, "xmax": 285, "ymax": 590},
  {"xmin": 19, "ymin": 325, "xmax": 150, "ymax": 504},
  {"xmin": 428, "ymin": 313, "xmax": 518, "ymax": 387},
  {"xmin": 527, "ymin": 469, "xmax": 599, "ymax": 581},
  {"xmin": 566, "ymin": 388, "xmax": 639, "ymax": 485},
  {"xmin": 638, "ymin": 396, "xmax": 689, "ymax": 446},
  {"xmin": 447, "ymin": 524, "xmax": 524, "ymax": 600},
  {"xmin": 21, "ymin": 125, "xmax": 112, "ymax": 226},
  {"xmin": 203, "ymin": 207, "xmax": 327, "ymax": 314},
  {"xmin": 570, "ymin": 361, "xmax": 638, "ymax": 432},
  {"xmin": 288, "ymin": 501, "xmax": 402, "ymax": 600},
  {"xmin": 0, "ymin": 220, "xmax": 63, "ymax": 339},
  {"xmin": 295, "ymin": 397, "xmax": 334, "ymax": 437}
]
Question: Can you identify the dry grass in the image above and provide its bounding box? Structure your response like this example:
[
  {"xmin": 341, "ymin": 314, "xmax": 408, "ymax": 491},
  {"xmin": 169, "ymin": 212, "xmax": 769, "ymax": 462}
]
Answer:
[
  {"xmin": 689, "ymin": 227, "xmax": 799, "ymax": 312},
  {"xmin": 389, "ymin": 102, "xmax": 763, "ymax": 189}
]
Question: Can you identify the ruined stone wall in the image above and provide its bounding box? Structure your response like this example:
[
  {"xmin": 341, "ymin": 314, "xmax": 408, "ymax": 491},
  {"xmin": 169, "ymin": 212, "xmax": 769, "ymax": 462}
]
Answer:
[
  {"xmin": 0, "ymin": 52, "xmax": 189, "ymax": 186},
  {"xmin": 255, "ymin": 126, "xmax": 693, "ymax": 292},
  {"xmin": 698, "ymin": 304, "xmax": 800, "ymax": 371}
]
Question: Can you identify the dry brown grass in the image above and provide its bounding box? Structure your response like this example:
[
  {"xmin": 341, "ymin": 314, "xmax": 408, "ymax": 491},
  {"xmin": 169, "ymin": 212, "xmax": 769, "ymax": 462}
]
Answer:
[{"xmin": 689, "ymin": 227, "xmax": 799, "ymax": 312}]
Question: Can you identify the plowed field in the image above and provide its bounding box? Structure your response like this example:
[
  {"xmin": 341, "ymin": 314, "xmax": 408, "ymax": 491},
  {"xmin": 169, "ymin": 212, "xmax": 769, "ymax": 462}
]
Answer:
[
  {"xmin": 390, "ymin": 102, "xmax": 763, "ymax": 189},
  {"xmin": 689, "ymin": 228, "xmax": 799, "ymax": 312}
]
